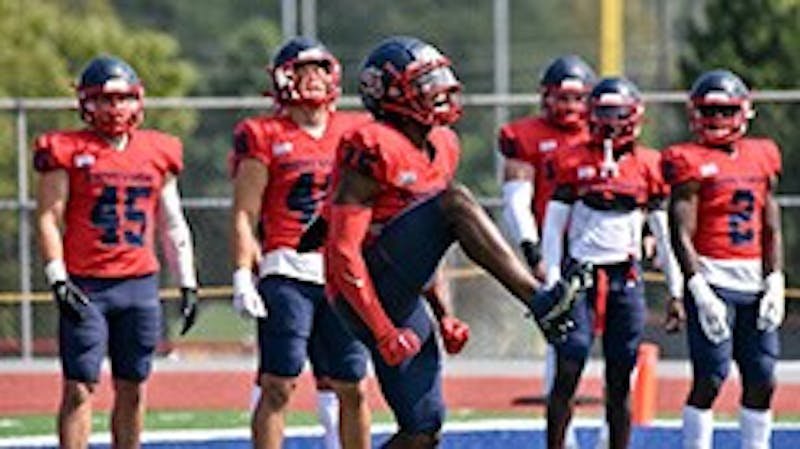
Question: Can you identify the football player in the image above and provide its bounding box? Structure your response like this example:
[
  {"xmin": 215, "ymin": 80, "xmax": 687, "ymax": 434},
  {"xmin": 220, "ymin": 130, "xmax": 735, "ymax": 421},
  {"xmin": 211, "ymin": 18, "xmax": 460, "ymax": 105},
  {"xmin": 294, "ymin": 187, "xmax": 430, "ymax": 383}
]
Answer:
[
  {"xmin": 499, "ymin": 54, "xmax": 595, "ymax": 278},
  {"xmin": 229, "ymin": 37, "xmax": 372, "ymax": 449},
  {"xmin": 541, "ymin": 77, "xmax": 683, "ymax": 449},
  {"xmin": 662, "ymin": 69, "xmax": 783, "ymax": 449},
  {"xmin": 305, "ymin": 36, "xmax": 591, "ymax": 449},
  {"xmin": 34, "ymin": 55, "xmax": 198, "ymax": 449},
  {"xmin": 498, "ymin": 55, "xmax": 596, "ymax": 449}
]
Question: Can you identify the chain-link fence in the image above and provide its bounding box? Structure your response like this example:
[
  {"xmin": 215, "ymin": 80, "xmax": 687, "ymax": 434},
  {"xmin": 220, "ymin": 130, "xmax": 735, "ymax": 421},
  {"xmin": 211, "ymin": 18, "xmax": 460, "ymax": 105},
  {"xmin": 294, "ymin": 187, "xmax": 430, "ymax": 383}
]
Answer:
[{"xmin": 1, "ymin": 93, "xmax": 799, "ymax": 360}]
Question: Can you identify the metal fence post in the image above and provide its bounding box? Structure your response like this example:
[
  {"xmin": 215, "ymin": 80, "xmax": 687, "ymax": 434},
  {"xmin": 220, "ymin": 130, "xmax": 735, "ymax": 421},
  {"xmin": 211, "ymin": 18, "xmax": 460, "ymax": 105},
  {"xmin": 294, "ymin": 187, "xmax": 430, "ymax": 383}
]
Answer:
[{"xmin": 16, "ymin": 101, "xmax": 33, "ymax": 360}]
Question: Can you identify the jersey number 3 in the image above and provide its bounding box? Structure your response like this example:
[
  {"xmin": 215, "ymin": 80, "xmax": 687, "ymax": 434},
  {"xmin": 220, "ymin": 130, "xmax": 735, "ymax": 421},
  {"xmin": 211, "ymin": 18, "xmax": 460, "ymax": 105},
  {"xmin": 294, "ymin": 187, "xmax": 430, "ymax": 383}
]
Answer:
[
  {"xmin": 728, "ymin": 189, "xmax": 754, "ymax": 245},
  {"xmin": 91, "ymin": 186, "xmax": 151, "ymax": 246}
]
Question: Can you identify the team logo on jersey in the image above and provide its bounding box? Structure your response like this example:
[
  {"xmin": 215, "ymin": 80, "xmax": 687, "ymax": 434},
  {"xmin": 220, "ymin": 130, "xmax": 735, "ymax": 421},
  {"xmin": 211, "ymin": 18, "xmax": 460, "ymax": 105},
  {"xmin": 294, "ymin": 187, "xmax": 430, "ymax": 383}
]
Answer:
[
  {"xmin": 700, "ymin": 162, "xmax": 719, "ymax": 177},
  {"xmin": 272, "ymin": 141, "xmax": 293, "ymax": 156},
  {"xmin": 73, "ymin": 153, "xmax": 96, "ymax": 168},
  {"xmin": 396, "ymin": 170, "xmax": 418, "ymax": 185},
  {"xmin": 577, "ymin": 165, "xmax": 596, "ymax": 179},
  {"xmin": 539, "ymin": 139, "xmax": 558, "ymax": 152}
]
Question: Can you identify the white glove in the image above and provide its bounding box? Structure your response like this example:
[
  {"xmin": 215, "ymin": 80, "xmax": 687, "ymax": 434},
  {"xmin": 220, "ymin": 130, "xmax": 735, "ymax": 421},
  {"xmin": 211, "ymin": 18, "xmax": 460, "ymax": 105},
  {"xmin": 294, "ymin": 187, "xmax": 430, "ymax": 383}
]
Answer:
[
  {"xmin": 687, "ymin": 273, "xmax": 730, "ymax": 344},
  {"xmin": 758, "ymin": 271, "xmax": 785, "ymax": 332},
  {"xmin": 232, "ymin": 268, "xmax": 267, "ymax": 318}
]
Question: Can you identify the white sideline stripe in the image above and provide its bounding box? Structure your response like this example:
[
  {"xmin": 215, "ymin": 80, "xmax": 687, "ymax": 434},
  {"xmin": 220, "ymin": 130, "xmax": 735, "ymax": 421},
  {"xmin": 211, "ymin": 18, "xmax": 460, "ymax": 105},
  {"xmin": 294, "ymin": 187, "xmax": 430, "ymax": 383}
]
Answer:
[{"xmin": 5, "ymin": 419, "xmax": 800, "ymax": 447}]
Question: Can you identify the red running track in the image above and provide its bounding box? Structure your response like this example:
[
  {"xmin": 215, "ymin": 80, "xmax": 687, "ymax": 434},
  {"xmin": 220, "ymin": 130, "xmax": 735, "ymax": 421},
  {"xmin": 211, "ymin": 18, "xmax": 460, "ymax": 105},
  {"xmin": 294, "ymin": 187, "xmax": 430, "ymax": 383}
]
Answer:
[{"xmin": 3, "ymin": 370, "xmax": 800, "ymax": 417}]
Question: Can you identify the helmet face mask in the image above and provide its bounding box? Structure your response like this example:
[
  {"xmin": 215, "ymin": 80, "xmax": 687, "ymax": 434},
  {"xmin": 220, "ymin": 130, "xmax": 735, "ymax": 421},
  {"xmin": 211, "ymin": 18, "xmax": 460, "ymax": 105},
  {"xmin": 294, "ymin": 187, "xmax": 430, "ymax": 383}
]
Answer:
[
  {"xmin": 270, "ymin": 37, "xmax": 341, "ymax": 107},
  {"xmin": 77, "ymin": 56, "xmax": 144, "ymax": 137},
  {"xmin": 688, "ymin": 70, "xmax": 753, "ymax": 146},
  {"xmin": 588, "ymin": 78, "xmax": 644, "ymax": 148},
  {"xmin": 359, "ymin": 36, "xmax": 463, "ymax": 127},
  {"xmin": 539, "ymin": 55, "xmax": 596, "ymax": 129}
]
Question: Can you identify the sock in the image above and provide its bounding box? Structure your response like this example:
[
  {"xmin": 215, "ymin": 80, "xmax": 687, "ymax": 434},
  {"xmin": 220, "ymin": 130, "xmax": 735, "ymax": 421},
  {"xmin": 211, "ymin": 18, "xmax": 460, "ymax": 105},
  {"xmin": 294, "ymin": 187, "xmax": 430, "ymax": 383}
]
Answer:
[
  {"xmin": 740, "ymin": 407, "xmax": 772, "ymax": 449},
  {"xmin": 317, "ymin": 390, "xmax": 341, "ymax": 449},
  {"xmin": 683, "ymin": 405, "xmax": 713, "ymax": 449}
]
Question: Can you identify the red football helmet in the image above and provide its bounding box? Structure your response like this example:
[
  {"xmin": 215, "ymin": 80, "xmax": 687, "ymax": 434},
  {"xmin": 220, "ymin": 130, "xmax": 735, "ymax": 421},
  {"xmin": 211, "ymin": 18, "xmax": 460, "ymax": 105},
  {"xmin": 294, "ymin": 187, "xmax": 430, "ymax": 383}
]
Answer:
[
  {"xmin": 539, "ymin": 55, "xmax": 596, "ymax": 129},
  {"xmin": 688, "ymin": 69, "xmax": 754, "ymax": 146},
  {"xmin": 269, "ymin": 37, "xmax": 341, "ymax": 107},
  {"xmin": 588, "ymin": 77, "xmax": 644, "ymax": 148},
  {"xmin": 77, "ymin": 56, "xmax": 144, "ymax": 137},
  {"xmin": 358, "ymin": 36, "xmax": 462, "ymax": 126}
]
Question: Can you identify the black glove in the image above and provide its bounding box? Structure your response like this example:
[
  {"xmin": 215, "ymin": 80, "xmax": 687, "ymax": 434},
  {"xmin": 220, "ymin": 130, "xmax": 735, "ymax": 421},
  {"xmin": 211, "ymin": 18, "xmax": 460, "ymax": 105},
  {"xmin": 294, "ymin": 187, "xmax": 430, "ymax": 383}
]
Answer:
[
  {"xmin": 297, "ymin": 215, "xmax": 329, "ymax": 252},
  {"xmin": 52, "ymin": 280, "xmax": 90, "ymax": 322},
  {"xmin": 526, "ymin": 262, "xmax": 593, "ymax": 343},
  {"xmin": 520, "ymin": 240, "xmax": 542, "ymax": 271},
  {"xmin": 179, "ymin": 287, "xmax": 199, "ymax": 336}
]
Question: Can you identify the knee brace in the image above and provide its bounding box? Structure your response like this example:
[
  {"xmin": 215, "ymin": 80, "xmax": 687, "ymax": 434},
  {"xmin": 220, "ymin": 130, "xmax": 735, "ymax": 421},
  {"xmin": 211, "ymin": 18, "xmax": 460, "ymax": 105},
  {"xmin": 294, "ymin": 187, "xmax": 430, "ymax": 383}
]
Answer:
[{"xmin": 687, "ymin": 376, "xmax": 722, "ymax": 409}]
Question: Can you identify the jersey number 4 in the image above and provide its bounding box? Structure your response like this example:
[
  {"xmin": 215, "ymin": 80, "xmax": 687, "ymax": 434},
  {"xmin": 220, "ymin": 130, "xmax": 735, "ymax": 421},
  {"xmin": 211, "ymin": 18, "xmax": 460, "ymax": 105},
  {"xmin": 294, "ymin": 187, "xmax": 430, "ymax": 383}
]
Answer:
[
  {"xmin": 286, "ymin": 173, "xmax": 329, "ymax": 224},
  {"xmin": 91, "ymin": 186, "xmax": 152, "ymax": 246},
  {"xmin": 728, "ymin": 189, "xmax": 755, "ymax": 245}
]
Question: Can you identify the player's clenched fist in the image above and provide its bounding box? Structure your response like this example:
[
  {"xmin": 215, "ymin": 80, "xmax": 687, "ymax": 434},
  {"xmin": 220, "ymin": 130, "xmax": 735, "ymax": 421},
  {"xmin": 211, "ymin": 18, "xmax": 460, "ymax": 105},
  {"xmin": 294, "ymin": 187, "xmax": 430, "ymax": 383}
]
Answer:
[
  {"xmin": 439, "ymin": 316, "xmax": 470, "ymax": 354},
  {"xmin": 377, "ymin": 328, "xmax": 421, "ymax": 366}
]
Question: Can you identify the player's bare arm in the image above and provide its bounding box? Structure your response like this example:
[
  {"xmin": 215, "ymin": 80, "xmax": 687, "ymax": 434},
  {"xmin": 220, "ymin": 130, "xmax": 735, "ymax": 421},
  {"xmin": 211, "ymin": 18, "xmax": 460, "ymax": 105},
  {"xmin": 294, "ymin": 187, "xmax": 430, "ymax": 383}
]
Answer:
[
  {"xmin": 668, "ymin": 181, "xmax": 701, "ymax": 277},
  {"xmin": 763, "ymin": 175, "xmax": 783, "ymax": 274},
  {"xmin": 232, "ymin": 158, "xmax": 268, "ymax": 270},
  {"xmin": 36, "ymin": 169, "xmax": 68, "ymax": 265}
]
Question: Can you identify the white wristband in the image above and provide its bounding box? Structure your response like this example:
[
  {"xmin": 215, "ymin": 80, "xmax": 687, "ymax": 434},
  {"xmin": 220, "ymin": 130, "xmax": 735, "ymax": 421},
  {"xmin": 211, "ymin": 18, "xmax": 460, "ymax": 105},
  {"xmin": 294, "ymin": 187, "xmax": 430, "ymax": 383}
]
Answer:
[{"xmin": 44, "ymin": 259, "xmax": 67, "ymax": 285}]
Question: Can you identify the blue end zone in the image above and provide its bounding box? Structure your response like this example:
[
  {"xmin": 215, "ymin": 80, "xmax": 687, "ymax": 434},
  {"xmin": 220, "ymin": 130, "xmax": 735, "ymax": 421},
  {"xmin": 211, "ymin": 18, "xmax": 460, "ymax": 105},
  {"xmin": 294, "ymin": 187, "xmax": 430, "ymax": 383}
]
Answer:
[{"xmin": 5, "ymin": 420, "xmax": 800, "ymax": 448}]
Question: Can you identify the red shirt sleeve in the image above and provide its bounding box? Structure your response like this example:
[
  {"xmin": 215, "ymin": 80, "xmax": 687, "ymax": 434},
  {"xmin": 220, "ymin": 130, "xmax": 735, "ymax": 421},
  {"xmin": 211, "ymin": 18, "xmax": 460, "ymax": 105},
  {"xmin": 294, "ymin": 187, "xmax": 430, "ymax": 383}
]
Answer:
[
  {"xmin": 160, "ymin": 133, "xmax": 184, "ymax": 175},
  {"xmin": 660, "ymin": 145, "xmax": 699, "ymax": 186},
  {"xmin": 642, "ymin": 148, "xmax": 670, "ymax": 198},
  {"xmin": 338, "ymin": 128, "xmax": 391, "ymax": 184},
  {"xmin": 33, "ymin": 132, "xmax": 72, "ymax": 172},
  {"xmin": 230, "ymin": 118, "xmax": 273, "ymax": 177}
]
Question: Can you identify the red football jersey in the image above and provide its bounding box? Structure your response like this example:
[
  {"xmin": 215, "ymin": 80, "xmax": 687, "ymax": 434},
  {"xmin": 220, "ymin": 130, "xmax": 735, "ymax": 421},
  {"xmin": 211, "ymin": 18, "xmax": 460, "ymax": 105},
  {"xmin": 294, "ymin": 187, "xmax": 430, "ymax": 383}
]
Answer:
[
  {"xmin": 231, "ymin": 111, "xmax": 371, "ymax": 252},
  {"xmin": 661, "ymin": 138, "xmax": 781, "ymax": 260},
  {"xmin": 328, "ymin": 121, "xmax": 460, "ymax": 229},
  {"xmin": 498, "ymin": 117, "xmax": 589, "ymax": 226},
  {"xmin": 34, "ymin": 129, "xmax": 182, "ymax": 278},
  {"xmin": 554, "ymin": 143, "xmax": 667, "ymax": 206}
]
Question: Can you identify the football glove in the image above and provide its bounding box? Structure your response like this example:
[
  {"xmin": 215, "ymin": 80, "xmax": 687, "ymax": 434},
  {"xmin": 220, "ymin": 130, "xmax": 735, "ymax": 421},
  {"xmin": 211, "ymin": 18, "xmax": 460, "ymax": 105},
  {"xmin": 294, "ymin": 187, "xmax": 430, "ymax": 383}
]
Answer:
[
  {"xmin": 232, "ymin": 268, "xmax": 267, "ymax": 318},
  {"xmin": 758, "ymin": 271, "xmax": 785, "ymax": 332},
  {"xmin": 377, "ymin": 328, "xmax": 421, "ymax": 366},
  {"xmin": 527, "ymin": 261, "xmax": 593, "ymax": 343},
  {"xmin": 439, "ymin": 316, "xmax": 470, "ymax": 355},
  {"xmin": 179, "ymin": 287, "xmax": 199, "ymax": 335},
  {"xmin": 52, "ymin": 280, "xmax": 90, "ymax": 322},
  {"xmin": 687, "ymin": 273, "xmax": 730, "ymax": 344}
]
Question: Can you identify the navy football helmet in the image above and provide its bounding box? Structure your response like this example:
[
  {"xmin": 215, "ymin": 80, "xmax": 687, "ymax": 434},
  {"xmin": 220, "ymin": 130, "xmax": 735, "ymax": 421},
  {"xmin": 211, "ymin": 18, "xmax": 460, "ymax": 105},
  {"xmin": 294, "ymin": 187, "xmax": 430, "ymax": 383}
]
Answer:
[
  {"xmin": 688, "ymin": 69, "xmax": 754, "ymax": 146},
  {"xmin": 358, "ymin": 36, "xmax": 462, "ymax": 126},
  {"xmin": 77, "ymin": 55, "xmax": 144, "ymax": 136},
  {"xmin": 269, "ymin": 36, "xmax": 340, "ymax": 107},
  {"xmin": 588, "ymin": 77, "xmax": 644, "ymax": 148},
  {"xmin": 539, "ymin": 55, "xmax": 596, "ymax": 129}
]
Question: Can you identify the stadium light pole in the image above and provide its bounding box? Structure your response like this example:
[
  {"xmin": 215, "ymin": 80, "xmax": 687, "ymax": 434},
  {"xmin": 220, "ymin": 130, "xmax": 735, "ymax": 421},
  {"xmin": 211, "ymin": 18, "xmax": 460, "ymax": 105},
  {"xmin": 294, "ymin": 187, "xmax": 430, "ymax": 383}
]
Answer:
[{"xmin": 600, "ymin": 0, "xmax": 624, "ymax": 76}]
